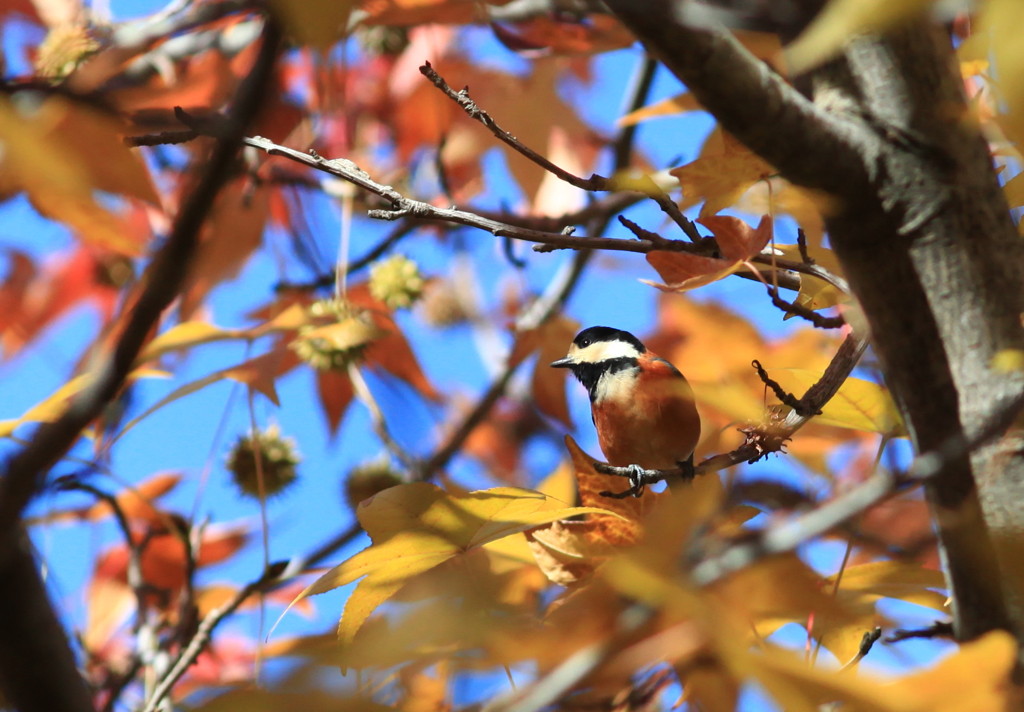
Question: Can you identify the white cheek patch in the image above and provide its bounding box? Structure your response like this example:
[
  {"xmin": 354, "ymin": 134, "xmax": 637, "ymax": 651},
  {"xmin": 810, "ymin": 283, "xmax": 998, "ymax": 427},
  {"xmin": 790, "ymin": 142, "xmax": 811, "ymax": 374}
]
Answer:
[
  {"xmin": 575, "ymin": 339, "xmax": 642, "ymax": 363},
  {"xmin": 593, "ymin": 367, "xmax": 639, "ymax": 404}
]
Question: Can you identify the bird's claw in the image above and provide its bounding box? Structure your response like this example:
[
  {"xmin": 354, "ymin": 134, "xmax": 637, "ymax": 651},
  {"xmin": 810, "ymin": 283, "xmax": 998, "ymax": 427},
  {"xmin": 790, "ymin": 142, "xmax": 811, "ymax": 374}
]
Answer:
[{"xmin": 600, "ymin": 464, "xmax": 653, "ymax": 499}]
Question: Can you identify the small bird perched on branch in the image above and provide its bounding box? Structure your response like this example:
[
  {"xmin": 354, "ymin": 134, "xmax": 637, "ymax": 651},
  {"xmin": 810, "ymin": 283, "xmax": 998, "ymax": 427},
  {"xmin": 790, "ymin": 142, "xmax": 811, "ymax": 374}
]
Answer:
[{"xmin": 551, "ymin": 326, "xmax": 701, "ymax": 483}]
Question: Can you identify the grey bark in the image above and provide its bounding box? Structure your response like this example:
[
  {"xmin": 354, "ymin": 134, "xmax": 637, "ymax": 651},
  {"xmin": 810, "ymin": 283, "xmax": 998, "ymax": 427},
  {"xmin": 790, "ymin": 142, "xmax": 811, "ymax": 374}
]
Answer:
[{"xmin": 605, "ymin": 0, "xmax": 1024, "ymax": 645}]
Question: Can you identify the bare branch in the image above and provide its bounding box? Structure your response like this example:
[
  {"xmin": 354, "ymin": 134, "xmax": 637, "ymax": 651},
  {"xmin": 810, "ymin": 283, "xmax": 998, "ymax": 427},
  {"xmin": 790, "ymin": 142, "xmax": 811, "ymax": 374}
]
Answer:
[
  {"xmin": 237, "ymin": 134, "xmax": 851, "ymax": 305},
  {"xmin": 886, "ymin": 621, "xmax": 954, "ymax": 643},
  {"xmin": 839, "ymin": 627, "xmax": 882, "ymax": 671},
  {"xmin": 419, "ymin": 61, "xmax": 606, "ymax": 191},
  {"xmin": 418, "ymin": 61, "xmax": 699, "ymax": 240},
  {"xmin": 764, "ymin": 284, "xmax": 846, "ymax": 329},
  {"xmin": 141, "ymin": 562, "xmax": 287, "ymax": 712},
  {"xmin": 752, "ymin": 358, "xmax": 820, "ymax": 415}
]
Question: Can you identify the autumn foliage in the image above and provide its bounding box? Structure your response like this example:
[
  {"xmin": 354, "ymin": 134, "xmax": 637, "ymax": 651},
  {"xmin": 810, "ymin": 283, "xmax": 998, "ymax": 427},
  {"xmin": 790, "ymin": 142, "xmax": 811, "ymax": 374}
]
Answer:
[{"xmin": 3, "ymin": 1, "xmax": 1024, "ymax": 711}]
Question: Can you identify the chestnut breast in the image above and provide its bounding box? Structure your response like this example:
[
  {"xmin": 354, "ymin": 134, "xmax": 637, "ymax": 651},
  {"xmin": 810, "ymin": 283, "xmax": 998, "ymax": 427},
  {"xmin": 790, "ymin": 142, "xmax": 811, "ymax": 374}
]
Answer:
[{"xmin": 591, "ymin": 356, "xmax": 700, "ymax": 469}]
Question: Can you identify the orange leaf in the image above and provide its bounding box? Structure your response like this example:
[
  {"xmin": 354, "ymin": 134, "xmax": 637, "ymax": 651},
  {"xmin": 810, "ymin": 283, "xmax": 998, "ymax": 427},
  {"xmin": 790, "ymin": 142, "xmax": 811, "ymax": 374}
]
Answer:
[
  {"xmin": 671, "ymin": 130, "xmax": 775, "ymax": 217},
  {"xmin": 50, "ymin": 102, "xmax": 159, "ymax": 204},
  {"xmin": 349, "ymin": 284, "xmax": 440, "ymax": 401},
  {"xmin": 618, "ymin": 92, "xmax": 703, "ymax": 127},
  {"xmin": 643, "ymin": 251, "xmax": 741, "ymax": 292},
  {"xmin": 223, "ymin": 348, "xmax": 290, "ymax": 406},
  {"xmin": 86, "ymin": 471, "xmax": 181, "ymax": 524},
  {"xmin": 180, "ymin": 180, "xmax": 269, "ymax": 319},
  {"xmin": 491, "ymin": 13, "xmax": 633, "ymax": 55},
  {"xmin": 316, "ymin": 368, "xmax": 355, "ymax": 434},
  {"xmin": 0, "ymin": 98, "xmax": 149, "ymax": 255},
  {"xmin": 698, "ymin": 214, "xmax": 773, "ymax": 262}
]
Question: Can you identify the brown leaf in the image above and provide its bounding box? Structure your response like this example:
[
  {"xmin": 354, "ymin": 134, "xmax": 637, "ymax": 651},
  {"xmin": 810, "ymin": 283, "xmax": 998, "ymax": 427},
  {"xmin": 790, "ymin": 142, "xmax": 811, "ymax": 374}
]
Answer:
[
  {"xmin": 567, "ymin": 435, "xmax": 654, "ymax": 547},
  {"xmin": 526, "ymin": 519, "xmax": 607, "ymax": 585},
  {"xmin": 643, "ymin": 215, "xmax": 771, "ymax": 293},
  {"xmin": 644, "ymin": 251, "xmax": 741, "ymax": 292}
]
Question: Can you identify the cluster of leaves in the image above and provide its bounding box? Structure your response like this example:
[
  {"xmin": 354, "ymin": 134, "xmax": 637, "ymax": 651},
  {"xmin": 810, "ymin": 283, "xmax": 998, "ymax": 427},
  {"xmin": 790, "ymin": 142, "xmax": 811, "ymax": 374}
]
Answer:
[{"xmin": 2, "ymin": 0, "xmax": 1024, "ymax": 711}]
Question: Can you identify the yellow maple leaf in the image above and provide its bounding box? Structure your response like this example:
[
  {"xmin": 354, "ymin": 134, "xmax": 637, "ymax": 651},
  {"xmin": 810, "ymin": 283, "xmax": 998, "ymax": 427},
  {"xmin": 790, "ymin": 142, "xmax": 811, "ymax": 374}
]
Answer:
[
  {"xmin": 671, "ymin": 130, "xmax": 775, "ymax": 216},
  {"xmin": 289, "ymin": 482, "xmax": 617, "ymax": 651}
]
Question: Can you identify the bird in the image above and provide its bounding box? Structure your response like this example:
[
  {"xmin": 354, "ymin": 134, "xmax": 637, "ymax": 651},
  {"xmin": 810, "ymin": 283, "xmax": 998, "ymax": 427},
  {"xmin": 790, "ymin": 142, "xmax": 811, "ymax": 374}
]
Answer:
[{"xmin": 550, "ymin": 326, "xmax": 700, "ymax": 490}]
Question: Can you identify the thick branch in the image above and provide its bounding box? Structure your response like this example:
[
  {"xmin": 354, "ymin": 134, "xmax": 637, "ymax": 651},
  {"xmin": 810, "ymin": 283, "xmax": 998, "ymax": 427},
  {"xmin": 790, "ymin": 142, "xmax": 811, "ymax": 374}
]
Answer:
[
  {"xmin": 603, "ymin": 0, "xmax": 868, "ymax": 196},
  {"xmin": 0, "ymin": 17, "xmax": 281, "ymax": 712}
]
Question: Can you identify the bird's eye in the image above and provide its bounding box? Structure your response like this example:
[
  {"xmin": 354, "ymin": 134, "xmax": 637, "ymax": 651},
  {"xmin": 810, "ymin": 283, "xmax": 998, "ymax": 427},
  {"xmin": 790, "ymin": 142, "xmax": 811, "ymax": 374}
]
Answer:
[{"xmin": 579, "ymin": 337, "xmax": 591, "ymax": 347}]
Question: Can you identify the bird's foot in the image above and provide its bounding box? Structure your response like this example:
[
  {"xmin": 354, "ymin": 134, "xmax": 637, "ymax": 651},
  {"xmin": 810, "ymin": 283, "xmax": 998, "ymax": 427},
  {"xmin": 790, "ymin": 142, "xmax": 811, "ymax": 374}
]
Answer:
[{"xmin": 599, "ymin": 463, "xmax": 658, "ymax": 499}]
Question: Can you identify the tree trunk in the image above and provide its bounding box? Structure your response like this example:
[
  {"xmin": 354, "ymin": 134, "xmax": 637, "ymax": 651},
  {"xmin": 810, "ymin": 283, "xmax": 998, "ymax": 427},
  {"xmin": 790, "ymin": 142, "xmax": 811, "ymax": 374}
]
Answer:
[{"xmin": 605, "ymin": 1, "xmax": 1024, "ymax": 647}]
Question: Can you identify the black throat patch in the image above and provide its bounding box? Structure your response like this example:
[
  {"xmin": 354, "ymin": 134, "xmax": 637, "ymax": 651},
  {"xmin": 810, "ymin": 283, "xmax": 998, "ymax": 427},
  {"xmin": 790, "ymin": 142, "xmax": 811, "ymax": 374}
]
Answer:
[{"xmin": 571, "ymin": 357, "xmax": 638, "ymax": 402}]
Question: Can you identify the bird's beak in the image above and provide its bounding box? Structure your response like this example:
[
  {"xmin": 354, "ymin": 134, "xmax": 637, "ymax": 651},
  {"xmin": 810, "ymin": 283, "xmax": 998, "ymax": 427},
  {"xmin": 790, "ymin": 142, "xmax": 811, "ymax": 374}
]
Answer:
[{"xmin": 550, "ymin": 356, "xmax": 574, "ymax": 369}]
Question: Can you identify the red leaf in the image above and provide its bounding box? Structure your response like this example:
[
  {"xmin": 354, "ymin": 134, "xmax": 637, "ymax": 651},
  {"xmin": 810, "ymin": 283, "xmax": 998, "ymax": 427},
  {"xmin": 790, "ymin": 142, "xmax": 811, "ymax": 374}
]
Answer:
[{"xmin": 317, "ymin": 368, "xmax": 355, "ymax": 435}]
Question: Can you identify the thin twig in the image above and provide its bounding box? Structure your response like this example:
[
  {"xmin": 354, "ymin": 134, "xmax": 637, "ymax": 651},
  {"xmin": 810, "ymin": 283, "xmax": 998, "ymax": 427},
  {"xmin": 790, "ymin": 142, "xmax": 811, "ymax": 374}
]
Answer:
[
  {"xmin": 764, "ymin": 285, "xmax": 845, "ymax": 329},
  {"xmin": 419, "ymin": 61, "xmax": 701, "ymax": 242},
  {"xmin": 617, "ymin": 214, "xmax": 675, "ymax": 247},
  {"xmin": 689, "ymin": 385, "xmax": 1024, "ymax": 589},
  {"xmin": 611, "ymin": 55, "xmax": 658, "ymax": 172},
  {"xmin": 348, "ymin": 364, "xmax": 418, "ymax": 470},
  {"xmin": 53, "ymin": 478, "xmax": 147, "ymax": 626},
  {"xmin": 752, "ymin": 359, "xmax": 818, "ymax": 415},
  {"xmin": 885, "ymin": 621, "xmax": 954, "ymax": 643},
  {"xmin": 838, "ymin": 627, "xmax": 882, "ymax": 671},
  {"xmin": 159, "ymin": 133, "xmax": 836, "ymax": 299},
  {"xmin": 796, "ymin": 228, "xmax": 814, "ymax": 265},
  {"xmin": 275, "ymin": 220, "xmax": 421, "ymax": 292},
  {"xmin": 125, "ymin": 130, "xmax": 199, "ymax": 146},
  {"xmin": 140, "ymin": 562, "xmax": 287, "ymax": 712},
  {"xmin": 418, "ymin": 61, "xmax": 605, "ymax": 191}
]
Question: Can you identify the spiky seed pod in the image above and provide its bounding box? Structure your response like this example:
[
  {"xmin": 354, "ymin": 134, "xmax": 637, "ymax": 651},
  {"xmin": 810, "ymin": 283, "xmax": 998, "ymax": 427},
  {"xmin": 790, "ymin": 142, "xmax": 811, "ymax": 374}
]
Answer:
[
  {"xmin": 345, "ymin": 458, "xmax": 404, "ymax": 511},
  {"xmin": 226, "ymin": 425, "xmax": 300, "ymax": 499},
  {"xmin": 419, "ymin": 279, "xmax": 470, "ymax": 327},
  {"xmin": 35, "ymin": 25, "xmax": 100, "ymax": 80},
  {"xmin": 292, "ymin": 298, "xmax": 379, "ymax": 371},
  {"xmin": 369, "ymin": 255, "xmax": 424, "ymax": 310}
]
